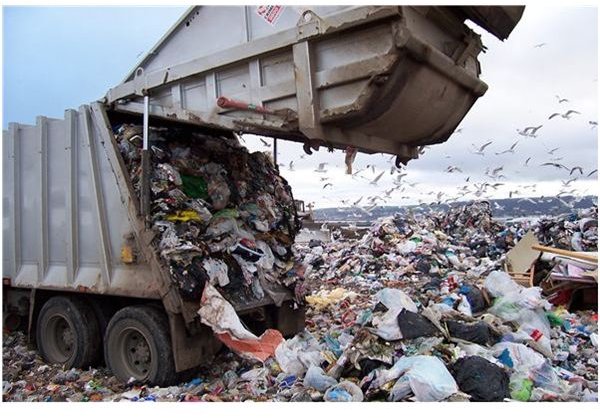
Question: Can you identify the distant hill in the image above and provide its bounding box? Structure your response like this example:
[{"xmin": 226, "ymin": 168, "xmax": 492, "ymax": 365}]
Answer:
[{"xmin": 312, "ymin": 195, "xmax": 597, "ymax": 222}]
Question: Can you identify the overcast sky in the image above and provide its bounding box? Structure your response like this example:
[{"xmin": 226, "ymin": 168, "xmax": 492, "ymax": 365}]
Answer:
[{"xmin": 2, "ymin": 4, "xmax": 598, "ymax": 209}]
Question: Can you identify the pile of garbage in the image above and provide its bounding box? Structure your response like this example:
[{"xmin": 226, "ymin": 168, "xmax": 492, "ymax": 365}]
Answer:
[
  {"xmin": 115, "ymin": 125, "xmax": 303, "ymax": 308},
  {"xmin": 3, "ymin": 203, "xmax": 598, "ymax": 402},
  {"xmin": 535, "ymin": 207, "xmax": 598, "ymax": 252}
]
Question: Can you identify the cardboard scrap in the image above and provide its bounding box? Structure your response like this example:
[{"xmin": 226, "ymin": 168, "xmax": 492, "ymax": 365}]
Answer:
[{"xmin": 506, "ymin": 230, "xmax": 541, "ymax": 273}]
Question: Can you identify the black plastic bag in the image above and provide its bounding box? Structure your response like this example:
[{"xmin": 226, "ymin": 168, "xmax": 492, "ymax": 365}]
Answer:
[
  {"xmin": 397, "ymin": 309, "xmax": 440, "ymax": 339},
  {"xmin": 451, "ymin": 356, "xmax": 509, "ymax": 401},
  {"xmin": 446, "ymin": 320, "xmax": 499, "ymax": 346}
]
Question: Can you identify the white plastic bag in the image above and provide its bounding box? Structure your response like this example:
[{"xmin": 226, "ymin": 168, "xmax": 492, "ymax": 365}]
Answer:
[
  {"xmin": 492, "ymin": 342, "xmax": 545, "ymax": 371},
  {"xmin": 275, "ymin": 331, "xmax": 323, "ymax": 376},
  {"xmin": 373, "ymin": 355, "xmax": 458, "ymax": 402},
  {"xmin": 371, "ymin": 288, "xmax": 418, "ymax": 341},
  {"xmin": 484, "ymin": 271, "xmax": 523, "ymax": 297},
  {"xmin": 324, "ymin": 380, "xmax": 364, "ymax": 402},
  {"xmin": 304, "ymin": 365, "xmax": 338, "ymax": 392}
]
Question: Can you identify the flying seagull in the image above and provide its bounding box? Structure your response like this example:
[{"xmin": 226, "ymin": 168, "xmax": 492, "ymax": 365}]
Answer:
[
  {"xmin": 471, "ymin": 141, "xmax": 493, "ymax": 156},
  {"xmin": 370, "ymin": 171, "xmax": 385, "ymax": 185},
  {"xmin": 548, "ymin": 110, "xmax": 581, "ymax": 120},
  {"xmin": 314, "ymin": 162, "xmax": 328, "ymax": 173},
  {"xmin": 495, "ymin": 141, "xmax": 519, "ymax": 155}
]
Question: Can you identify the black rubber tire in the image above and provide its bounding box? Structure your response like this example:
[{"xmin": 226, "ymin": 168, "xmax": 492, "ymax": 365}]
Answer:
[
  {"xmin": 104, "ymin": 305, "xmax": 175, "ymax": 386},
  {"xmin": 36, "ymin": 295, "xmax": 102, "ymax": 369}
]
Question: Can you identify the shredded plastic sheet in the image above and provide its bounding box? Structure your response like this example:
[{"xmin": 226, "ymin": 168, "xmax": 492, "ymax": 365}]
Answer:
[{"xmin": 198, "ymin": 284, "xmax": 284, "ymax": 361}]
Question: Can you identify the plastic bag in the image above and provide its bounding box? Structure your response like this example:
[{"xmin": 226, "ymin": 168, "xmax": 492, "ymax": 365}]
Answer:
[
  {"xmin": 509, "ymin": 373, "xmax": 534, "ymax": 401},
  {"xmin": 484, "ymin": 271, "xmax": 523, "ymax": 297},
  {"xmin": 275, "ymin": 331, "xmax": 323, "ymax": 376},
  {"xmin": 451, "ymin": 356, "xmax": 510, "ymax": 402},
  {"xmin": 324, "ymin": 381, "xmax": 364, "ymax": 402},
  {"xmin": 397, "ymin": 310, "xmax": 440, "ymax": 339},
  {"xmin": 371, "ymin": 288, "xmax": 418, "ymax": 341},
  {"xmin": 202, "ymin": 258, "xmax": 230, "ymax": 287},
  {"xmin": 492, "ymin": 342, "xmax": 545, "ymax": 371},
  {"xmin": 304, "ymin": 365, "xmax": 337, "ymax": 392},
  {"xmin": 446, "ymin": 320, "xmax": 498, "ymax": 346},
  {"xmin": 374, "ymin": 355, "xmax": 458, "ymax": 402}
]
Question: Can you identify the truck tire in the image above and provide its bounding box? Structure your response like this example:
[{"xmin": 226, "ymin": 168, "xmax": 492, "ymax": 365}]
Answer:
[
  {"xmin": 104, "ymin": 305, "xmax": 175, "ymax": 386},
  {"xmin": 36, "ymin": 295, "xmax": 102, "ymax": 369}
]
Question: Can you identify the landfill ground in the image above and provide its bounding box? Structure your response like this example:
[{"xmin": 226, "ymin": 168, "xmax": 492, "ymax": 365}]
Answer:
[{"xmin": 2, "ymin": 202, "xmax": 598, "ymax": 402}]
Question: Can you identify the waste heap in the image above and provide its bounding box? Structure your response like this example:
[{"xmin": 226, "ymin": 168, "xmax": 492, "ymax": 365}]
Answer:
[
  {"xmin": 115, "ymin": 124, "xmax": 303, "ymax": 306},
  {"xmin": 535, "ymin": 207, "xmax": 598, "ymax": 252},
  {"xmin": 3, "ymin": 203, "xmax": 597, "ymax": 402}
]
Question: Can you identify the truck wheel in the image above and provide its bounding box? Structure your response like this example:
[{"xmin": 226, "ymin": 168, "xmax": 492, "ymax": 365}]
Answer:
[
  {"xmin": 36, "ymin": 295, "xmax": 101, "ymax": 368},
  {"xmin": 104, "ymin": 305, "xmax": 175, "ymax": 386}
]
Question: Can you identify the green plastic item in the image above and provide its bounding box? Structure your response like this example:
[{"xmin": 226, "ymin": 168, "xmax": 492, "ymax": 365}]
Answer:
[
  {"xmin": 181, "ymin": 174, "xmax": 208, "ymax": 199},
  {"xmin": 546, "ymin": 311, "xmax": 564, "ymax": 327},
  {"xmin": 510, "ymin": 378, "xmax": 533, "ymax": 401},
  {"xmin": 212, "ymin": 208, "xmax": 239, "ymax": 219}
]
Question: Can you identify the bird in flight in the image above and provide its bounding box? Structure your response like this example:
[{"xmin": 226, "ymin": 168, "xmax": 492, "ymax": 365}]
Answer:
[
  {"xmin": 524, "ymin": 157, "xmax": 532, "ymax": 166},
  {"xmin": 555, "ymin": 95, "xmax": 569, "ymax": 103},
  {"xmin": 314, "ymin": 163, "xmax": 328, "ymax": 173},
  {"xmin": 495, "ymin": 141, "xmax": 519, "ymax": 155},
  {"xmin": 548, "ymin": 110, "xmax": 581, "ymax": 120},
  {"xmin": 445, "ymin": 165, "xmax": 463, "ymax": 173},
  {"xmin": 587, "ymin": 169, "xmax": 598, "ymax": 177},
  {"xmin": 471, "ymin": 141, "xmax": 493, "ymax": 156},
  {"xmin": 569, "ymin": 166, "xmax": 584, "ymax": 176},
  {"xmin": 259, "ymin": 138, "xmax": 270, "ymax": 147},
  {"xmin": 322, "ymin": 183, "xmax": 333, "ymax": 189},
  {"xmin": 534, "ymin": 43, "xmax": 546, "ymax": 48},
  {"xmin": 547, "ymin": 147, "xmax": 560, "ymax": 155},
  {"xmin": 589, "ymin": 121, "xmax": 598, "ymax": 129},
  {"xmin": 540, "ymin": 162, "xmax": 568, "ymax": 170},
  {"xmin": 370, "ymin": 171, "xmax": 385, "ymax": 185},
  {"xmin": 393, "ymin": 173, "xmax": 408, "ymax": 186},
  {"xmin": 523, "ymin": 125, "xmax": 543, "ymax": 137},
  {"xmin": 288, "ymin": 161, "xmax": 294, "ymax": 171}
]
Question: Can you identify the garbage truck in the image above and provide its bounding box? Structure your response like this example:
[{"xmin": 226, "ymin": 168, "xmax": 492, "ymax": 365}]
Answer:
[{"xmin": 2, "ymin": 5, "xmax": 525, "ymax": 385}]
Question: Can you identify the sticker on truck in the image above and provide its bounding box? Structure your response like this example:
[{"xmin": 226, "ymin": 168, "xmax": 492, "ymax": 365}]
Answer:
[{"xmin": 256, "ymin": 5, "xmax": 284, "ymax": 26}]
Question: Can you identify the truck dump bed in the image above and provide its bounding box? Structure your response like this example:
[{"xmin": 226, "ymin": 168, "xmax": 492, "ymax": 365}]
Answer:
[
  {"xmin": 2, "ymin": 104, "xmax": 299, "ymax": 328},
  {"xmin": 107, "ymin": 5, "xmax": 524, "ymax": 164}
]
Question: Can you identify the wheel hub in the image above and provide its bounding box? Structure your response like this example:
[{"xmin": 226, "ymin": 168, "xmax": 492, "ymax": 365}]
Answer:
[{"xmin": 124, "ymin": 330, "xmax": 152, "ymax": 377}]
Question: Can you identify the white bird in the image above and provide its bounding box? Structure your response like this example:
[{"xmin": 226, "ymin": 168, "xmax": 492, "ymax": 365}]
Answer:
[
  {"xmin": 370, "ymin": 171, "xmax": 385, "ymax": 185},
  {"xmin": 314, "ymin": 163, "xmax": 328, "ymax": 173},
  {"xmin": 555, "ymin": 95, "xmax": 569, "ymax": 103},
  {"xmin": 495, "ymin": 141, "xmax": 519, "ymax": 155},
  {"xmin": 589, "ymin": 121, "xmax": 598, "ymax": 129},
  {"xmin": 471, "ymin": 141, "xmax": 493, "ymax": 156},
  {"xmin": 534, "ymin": 43, "xmax": 546, "ymax": 48},
  {"xmin": 523, "ymin": 125, "xmax": 543, "ymax": 136},
  {"xmin": 548, "ymin": 110, "xmax": 580, "ymax": 120},
  {"xmin": 445, "ymin": 165, "xmax": 463, "ymax": 173}
]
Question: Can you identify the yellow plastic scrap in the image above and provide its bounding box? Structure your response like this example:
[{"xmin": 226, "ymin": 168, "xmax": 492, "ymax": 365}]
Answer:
[
  {"xmin": 120, "ymin": 244, "xmax": 135, "ymax": 264},
  {"xmin": 166, "ymin": 210, "xmax": 202, "ymax": 222},
  {"xmin": 305, "ymin": 287, "xmax": 357, "ymax": 310}
]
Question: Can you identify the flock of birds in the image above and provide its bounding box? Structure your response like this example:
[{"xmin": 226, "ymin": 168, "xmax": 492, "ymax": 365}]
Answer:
[
  {"xmin": 244, "ymin": 41, "xmax": 597, "ymax": 216},
  {"xmin": 247, "ymin": 92, "xmax": 597, "ymax": 216}
]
